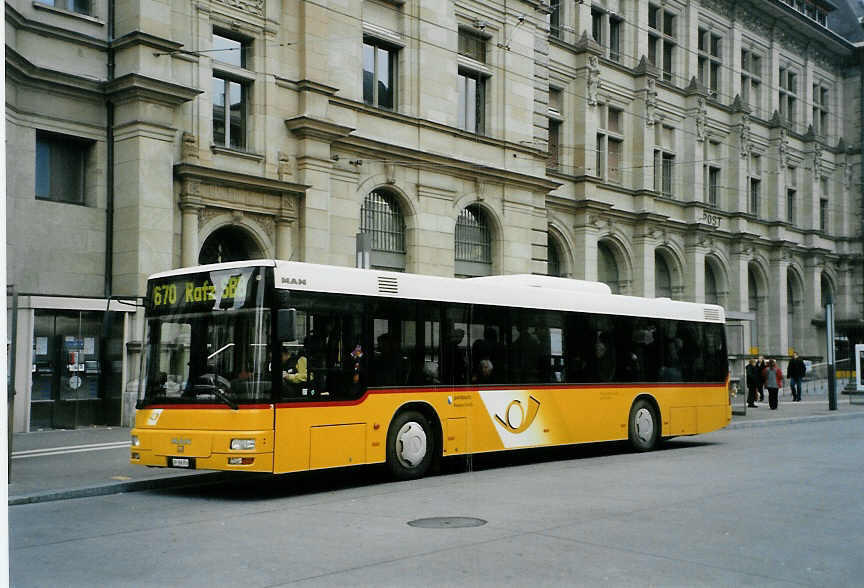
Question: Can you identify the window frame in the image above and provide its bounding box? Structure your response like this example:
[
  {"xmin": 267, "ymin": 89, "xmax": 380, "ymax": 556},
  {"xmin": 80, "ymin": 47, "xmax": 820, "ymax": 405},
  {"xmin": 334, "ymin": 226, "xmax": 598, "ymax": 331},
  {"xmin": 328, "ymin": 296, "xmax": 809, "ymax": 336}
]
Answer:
[
  {"xmin": 363, "ymin": 37, "xmax": 398, "ymax": 110},
  {"xmin": 457, "ymin": 67, "xmax": 487, "ymax": 135},
  {"xmin": 648, "ymin": 3, "xmax": 677, "ymax": 83},
  {"xmin": 597, "ymin": 105, "xmax": 624, "ymax": 184},
  {"xmin": 698, "ymin": 28, "xmax": 723, "ymax": 98},
  {"xmin": 211, "ymin": 29, "xmax": 254, "ymax": 152},
  {"xmin": 741, "ymin": 48, "xmax": 763, "ymax": 117},
  {"xmin": 34, "ymin": 130, "xmax": 90, "ymax": 205},
  {"xmin": 779, "ymin": 66, "xmax": 799, "ymax": 127},
  {"xmin": 748, "ymin": 154, "xmax": 762, "ymax": 217}
]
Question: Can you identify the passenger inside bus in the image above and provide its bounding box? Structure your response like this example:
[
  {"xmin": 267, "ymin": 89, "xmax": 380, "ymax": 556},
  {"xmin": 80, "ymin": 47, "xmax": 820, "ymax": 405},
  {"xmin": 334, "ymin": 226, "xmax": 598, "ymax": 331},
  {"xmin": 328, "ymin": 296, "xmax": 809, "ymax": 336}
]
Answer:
[{"xmin": 281, "ymin": 343, "xmax": 309, "ymax": 395}]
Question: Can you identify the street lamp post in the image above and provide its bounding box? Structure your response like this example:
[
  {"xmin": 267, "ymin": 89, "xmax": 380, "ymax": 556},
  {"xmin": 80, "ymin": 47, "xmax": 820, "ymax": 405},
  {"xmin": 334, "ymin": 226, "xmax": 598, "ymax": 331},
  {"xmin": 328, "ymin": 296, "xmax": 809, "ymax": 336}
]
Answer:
[{"xmin": 826, "ymin": 294, "xmax": 837, "ymax": 411}]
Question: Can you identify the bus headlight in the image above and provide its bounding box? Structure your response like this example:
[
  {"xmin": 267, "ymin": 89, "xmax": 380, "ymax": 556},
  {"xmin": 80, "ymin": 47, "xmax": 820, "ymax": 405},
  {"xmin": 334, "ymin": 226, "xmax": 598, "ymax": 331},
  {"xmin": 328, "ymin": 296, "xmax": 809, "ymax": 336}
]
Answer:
[
  {"xmin": 230, "ymin": 438, "xmax": 255, "ymax": 451},
  {"xmin": 131, "ymin": 435, "xmax": 140, "ymax": 447}
]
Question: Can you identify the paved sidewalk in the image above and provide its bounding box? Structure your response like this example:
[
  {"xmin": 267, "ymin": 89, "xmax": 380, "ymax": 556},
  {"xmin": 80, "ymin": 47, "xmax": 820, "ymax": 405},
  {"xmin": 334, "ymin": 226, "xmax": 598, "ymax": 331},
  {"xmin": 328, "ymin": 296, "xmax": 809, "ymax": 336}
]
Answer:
[{"xmin": 9, "ymin": 392, "xmax": 864, "ymax": 505}]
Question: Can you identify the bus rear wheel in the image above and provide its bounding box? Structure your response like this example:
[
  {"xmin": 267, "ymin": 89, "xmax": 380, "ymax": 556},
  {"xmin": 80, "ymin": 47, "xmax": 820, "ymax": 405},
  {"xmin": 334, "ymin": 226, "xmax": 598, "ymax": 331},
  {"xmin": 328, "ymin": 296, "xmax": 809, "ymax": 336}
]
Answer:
[
  {"xmin": 628, "ymin": 399, "xmax": 659, "ymax": 452},
  {"xmin": 386, "ymin": 410, "xmax": 434, "ymax": 480}
]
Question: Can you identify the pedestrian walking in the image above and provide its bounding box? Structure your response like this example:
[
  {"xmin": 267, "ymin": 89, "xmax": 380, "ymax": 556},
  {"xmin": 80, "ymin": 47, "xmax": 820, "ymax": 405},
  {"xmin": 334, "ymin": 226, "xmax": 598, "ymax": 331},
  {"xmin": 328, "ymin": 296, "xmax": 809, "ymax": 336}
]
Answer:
[
  {"xmin": 787, "ymin": 352, "xmax": 806, "ymax": 402},
  {"xmin": 756, "ymin": 355, "xmax": 766, "ymax": 401},
  {"xmin": 745, "ymin": 358, "xmax": 759, "ymax": 407},
  {"xmin": 762, "ymin": 358, "xmax": 783, "ymax": 410}
]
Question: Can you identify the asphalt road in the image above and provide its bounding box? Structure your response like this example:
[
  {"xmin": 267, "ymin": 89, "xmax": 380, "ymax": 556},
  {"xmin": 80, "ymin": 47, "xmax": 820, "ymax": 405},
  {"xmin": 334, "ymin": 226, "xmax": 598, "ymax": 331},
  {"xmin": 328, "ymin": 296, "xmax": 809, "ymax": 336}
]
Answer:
[{"xmin": 11, "ymin": 419, "xmax": 864, "ymax": 587}]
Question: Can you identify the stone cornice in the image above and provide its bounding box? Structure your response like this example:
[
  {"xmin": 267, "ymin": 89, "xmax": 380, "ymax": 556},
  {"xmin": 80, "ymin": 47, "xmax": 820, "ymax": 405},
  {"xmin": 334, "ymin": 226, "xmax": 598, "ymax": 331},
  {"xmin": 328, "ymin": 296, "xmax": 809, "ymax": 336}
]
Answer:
[
  {"xmin": 5, "ymin": 47, "xmax": 103, "ymax": 98},
  {"xmin": 111, "ymin": 31, "xmax": 184, "ymax": 54},
  {"xmin": 295, "ymin": 79, "xmax": 340, "ymax": 96},
  {"xmin": 284, "ymin": 115, "xmax": 355, "ymax": 142},
  {"xmin": 105, "ymin": 74, "xmax": 201, "ymax": 106},
  {"xmin": 5, "ymin": 3, "xmax": 107, "ymax": 50},
  {"xmin": 335, "ymin": 135, "xmax": 561, "ymax": 193},
  {"xmin": 174, "ymin": 163, "xmax": 309, "ymax": 197}
]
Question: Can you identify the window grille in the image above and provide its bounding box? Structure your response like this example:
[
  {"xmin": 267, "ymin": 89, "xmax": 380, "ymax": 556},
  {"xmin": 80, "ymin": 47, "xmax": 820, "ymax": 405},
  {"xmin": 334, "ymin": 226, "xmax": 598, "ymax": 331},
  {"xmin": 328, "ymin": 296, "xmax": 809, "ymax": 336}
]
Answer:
[
  {"xmin": 361, "ymin": 190, "xmax": 405, "ymax": 253},
  {"xmin": 455, "ymin": 205, "xmax": 491, "ymax": 263}
]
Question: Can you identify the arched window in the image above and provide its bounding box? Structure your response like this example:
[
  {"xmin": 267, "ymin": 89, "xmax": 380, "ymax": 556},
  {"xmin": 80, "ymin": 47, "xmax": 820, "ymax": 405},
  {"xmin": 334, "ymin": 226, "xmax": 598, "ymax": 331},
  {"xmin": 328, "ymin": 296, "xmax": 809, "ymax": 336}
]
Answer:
[
  {"xmin": 455, "ymin": 205, "xmax": 492, "ymax": 277},
  {"xmin": 821, "ymin": 273, "xmax": 834, "ymax": 306},
  {"xmin": 199, "ymin": 225, "xmax": 263, "ymax": 265},
  {"xmin": 547, "ymin": 236, "xmax": 563, "ymax": 277},
  {"xmin": 787, "ymin": 271, "xmax": 802, "ymax": 353},
  {"xmin": 655, "ymin": 252, "xmax": 672, "ymax": 298},
  {"xmin": 360, "ymin": 189, "xmax": 405, "ymax": 271},
  {"xmin": 597, "ymin": 241, "xmax": 620, "ymax": 293},
  {"xmin": 705, "ymin": 260, "xmax": 719, "ymax": 305}
]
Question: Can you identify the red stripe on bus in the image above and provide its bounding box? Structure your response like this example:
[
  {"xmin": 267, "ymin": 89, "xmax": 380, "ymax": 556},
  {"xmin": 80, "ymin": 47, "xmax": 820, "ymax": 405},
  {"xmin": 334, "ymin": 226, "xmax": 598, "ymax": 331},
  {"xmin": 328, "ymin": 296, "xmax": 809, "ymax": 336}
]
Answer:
[
  {"xmin": 273, "ymin": 381, "xmax": 726, "ymax": 409},
  {"xmin": 144, "ymin": 404, "xmax": 273, "ymax": 410}
]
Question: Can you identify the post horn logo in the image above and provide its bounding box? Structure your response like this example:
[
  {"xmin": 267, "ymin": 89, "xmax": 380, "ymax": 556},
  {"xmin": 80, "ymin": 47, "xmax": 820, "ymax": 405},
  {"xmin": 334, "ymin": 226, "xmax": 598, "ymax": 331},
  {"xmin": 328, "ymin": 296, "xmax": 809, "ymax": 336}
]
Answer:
[{"xmin": 494, "ymin": 395, "xmax": 541, "ymax": 434}]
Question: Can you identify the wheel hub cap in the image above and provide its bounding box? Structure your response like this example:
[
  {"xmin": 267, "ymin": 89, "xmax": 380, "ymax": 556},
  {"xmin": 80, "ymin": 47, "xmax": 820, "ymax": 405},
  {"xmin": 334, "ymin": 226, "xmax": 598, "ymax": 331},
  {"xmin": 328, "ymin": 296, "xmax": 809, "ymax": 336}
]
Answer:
[
  {"xmin": 397, "ymin": 422, "xmax": 427, "ymax": 467},
  {"xmin": 635, "ymin": 408, "xmax": 653, "ymax": 444}
]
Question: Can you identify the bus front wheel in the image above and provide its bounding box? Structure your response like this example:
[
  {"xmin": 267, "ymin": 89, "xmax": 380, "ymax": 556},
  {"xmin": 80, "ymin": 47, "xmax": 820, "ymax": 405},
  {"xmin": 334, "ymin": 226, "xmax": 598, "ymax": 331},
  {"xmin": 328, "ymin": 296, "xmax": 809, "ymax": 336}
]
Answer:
[
  {"xmin": 628, "ymin": 399, "xmax": 659, "ymax": 452},
  {"xmin": 386, "ymin": 410, "xmax": 433, "ymax": 480}
]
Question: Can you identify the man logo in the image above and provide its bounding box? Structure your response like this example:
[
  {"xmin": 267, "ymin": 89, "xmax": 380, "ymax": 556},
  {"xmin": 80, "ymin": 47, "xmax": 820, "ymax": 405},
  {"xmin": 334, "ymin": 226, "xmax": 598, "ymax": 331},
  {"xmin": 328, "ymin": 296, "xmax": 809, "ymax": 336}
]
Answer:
[
  {"xmin": 494, "ymin": 396, "xmax": 540, "ymax": 434},
  {"xmin": 281, "ymin": 277, "xmax": 308, "ymax": 286}
]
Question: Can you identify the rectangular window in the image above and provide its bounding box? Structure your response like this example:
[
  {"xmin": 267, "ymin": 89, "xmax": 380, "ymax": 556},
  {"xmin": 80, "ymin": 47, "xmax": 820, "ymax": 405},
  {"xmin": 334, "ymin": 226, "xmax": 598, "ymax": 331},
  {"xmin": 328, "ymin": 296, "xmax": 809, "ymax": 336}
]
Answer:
[
  {"xmin": 597, "ymin": 105, "xmax": 624, "ymax": 184},
  {"xmin": 212, "ymin": 75, "xmax": 247, "ymax": 150},
  {"xmin": 608, "ymin": 138, "xmax": 622, "ymax": 184},
  {"xmin": 212, "ymin": 32, "xmax": 248, "ymax": 68},
  {"xmin": 35, "ymin": 131, "xmax": 88, "ymax": 204},
  {"xmin": 363, "ymin": 39, "xmax": 397, "ymax": 109},
  {"xmin": 749, "ymin": 179, "xmax": 761, "ymax": 216},
  {"xmin": 548, "ymin": 120, "xmax": 560, "ymax": 170},
  {"xmin": 549, "ymin": 4, "xmax": 561, "ymax": 38},
  {"xmin": 741, "ymin": 49, "xmax": 762, "ymax": 116},
  {"xmin": 592, "ymin": 9, "xmax": 603, "ymax": 45},
  {"xmin": 812, "ymin": 82, "xmax": 829, "ymax": 137},
  {"xmin": 43, "ymin": 0, "xmax": 91, "ymax": 16},
  {"xmin": 609, "ymin": 18, "xmax": 621, "ymax": 62},
  {"xmin": 596, "ymin": 133, "xmax": 605, "ymax": 179},
  {"xmin": 458, "ymin": 29, "xmax": 485, "ymax": 63},
  {"xmin": 707, "ymin": 166, "xmax": 720, "ymax": 207},
  {"xmin": 698, "ymin": 29, "xmax": 722, "ymax": 95},
  {"xmin": 458, "ymin": 69, "xmax": 486, "ymax": 134},
  {"xmin": 779, "ymin": 67, "xmax": 798, "ymax": 126},
  {"xmin": 648, "ymin": 4, "xmax": 676, "ymax": 83},
  {"xmin": 819, "ymin": 198, "xmax": 828, "ymax": 232},
  {"xmin": 787, "ymin": 189, "xmax": 796, "ymax": 225}
]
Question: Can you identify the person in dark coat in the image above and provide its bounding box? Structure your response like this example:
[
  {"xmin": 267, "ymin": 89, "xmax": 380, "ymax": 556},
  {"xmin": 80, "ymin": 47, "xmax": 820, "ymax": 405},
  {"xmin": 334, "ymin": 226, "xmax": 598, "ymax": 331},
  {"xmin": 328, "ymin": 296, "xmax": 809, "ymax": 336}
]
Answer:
[
  {"xmin": 745, "ymin": 358, "xmax": 759, "ymax": 407},
  {"xmin": 763, "ymin": 358, "xmax": 783, "ymax": 410},
  {"xmin": 787, "ymin": 352, "xmax": 806, "ymax": 402},
  {"xmin": 756, "ymin": 355, "xmax": 767, "ymax": 401}
]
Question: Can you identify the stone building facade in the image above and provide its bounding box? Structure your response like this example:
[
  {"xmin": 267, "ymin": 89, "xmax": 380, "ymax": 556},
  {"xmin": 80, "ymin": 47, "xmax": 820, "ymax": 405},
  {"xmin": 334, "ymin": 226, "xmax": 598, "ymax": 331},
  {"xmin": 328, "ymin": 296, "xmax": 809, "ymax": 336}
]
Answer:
[{"xmin": 6, "ymin": 0, "xmax": 863, "ymax": 431}]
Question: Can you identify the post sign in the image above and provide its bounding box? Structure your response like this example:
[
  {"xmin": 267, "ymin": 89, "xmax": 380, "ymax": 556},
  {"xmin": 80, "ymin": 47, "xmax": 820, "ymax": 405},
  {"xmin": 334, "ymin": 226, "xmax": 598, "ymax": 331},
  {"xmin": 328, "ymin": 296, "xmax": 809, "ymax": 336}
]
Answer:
[{"xmin": 856, "ymin": 344, "xmax": 864, "ymax": 393}]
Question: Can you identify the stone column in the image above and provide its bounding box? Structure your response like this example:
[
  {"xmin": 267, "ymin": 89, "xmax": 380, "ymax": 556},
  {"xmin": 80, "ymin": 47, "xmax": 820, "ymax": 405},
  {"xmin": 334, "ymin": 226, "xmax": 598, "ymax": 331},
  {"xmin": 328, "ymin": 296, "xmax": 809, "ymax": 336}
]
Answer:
[
  {"xmin": 632, "ymin": 232, "xmax": 659, "ymax": 298},
  {"xmin": 767, "ymin": 254, "xmax": 790, "ymax": 356},
  {"xmin": 180, "ymin": 202, "xmax": 202, "ymax": 268},
  {"xmin": 684, "ymin": 242, "xmax": 708, "ymax": 303}
]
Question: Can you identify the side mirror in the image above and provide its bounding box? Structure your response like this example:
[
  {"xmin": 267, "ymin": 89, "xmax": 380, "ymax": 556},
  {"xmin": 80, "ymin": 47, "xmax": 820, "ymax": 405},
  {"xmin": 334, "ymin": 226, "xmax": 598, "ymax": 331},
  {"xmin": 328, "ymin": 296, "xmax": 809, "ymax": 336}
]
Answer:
[{"xmin": 277, "ymin": 308, "xmax": 296, "ymax": 342}]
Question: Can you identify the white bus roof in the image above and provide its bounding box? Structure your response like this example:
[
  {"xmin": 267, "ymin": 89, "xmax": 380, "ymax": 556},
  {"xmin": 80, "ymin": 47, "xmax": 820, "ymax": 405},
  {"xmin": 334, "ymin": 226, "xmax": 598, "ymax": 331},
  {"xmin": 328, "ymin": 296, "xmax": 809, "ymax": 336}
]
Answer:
[{"xmin": 149, "ymin": 260, "xmax": 724, "ymax": 324}]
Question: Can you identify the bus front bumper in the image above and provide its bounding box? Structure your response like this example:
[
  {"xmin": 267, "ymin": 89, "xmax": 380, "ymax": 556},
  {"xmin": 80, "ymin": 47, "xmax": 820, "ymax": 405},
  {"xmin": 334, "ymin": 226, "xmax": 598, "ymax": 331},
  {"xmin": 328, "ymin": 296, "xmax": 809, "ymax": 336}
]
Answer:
[{"xmin": 130, "ymin": 428, "xmax": 274, "ymax": 473}]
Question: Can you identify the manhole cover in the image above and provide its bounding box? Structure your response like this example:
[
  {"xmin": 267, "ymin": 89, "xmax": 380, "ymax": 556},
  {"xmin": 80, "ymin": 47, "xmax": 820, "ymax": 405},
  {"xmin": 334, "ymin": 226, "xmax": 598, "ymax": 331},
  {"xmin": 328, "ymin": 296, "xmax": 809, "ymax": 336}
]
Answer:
[{"xmin": 407, "ymin": 517, "xmax": 487, "ymax": 528}]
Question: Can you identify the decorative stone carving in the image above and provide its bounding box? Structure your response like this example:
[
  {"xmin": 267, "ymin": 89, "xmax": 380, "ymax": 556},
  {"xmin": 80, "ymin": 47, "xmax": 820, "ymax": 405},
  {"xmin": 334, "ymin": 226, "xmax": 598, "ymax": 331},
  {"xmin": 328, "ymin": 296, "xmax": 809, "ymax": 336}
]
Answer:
[
  {"xmin": 182, "ymin": 132, "xmax": 199, "ymax": 163},
  {"xmin": 696, "ymin": 97, "xmax": 707, "ymax": 143},
  {"xmin": 214, "ymin": 0, "xmax": 264, "ymax": 17},
  {"xmin": 586, "ymin": 55, "xmax": 601, "ymax": 107},
  {"xmin": 645, "ymin": 78, "xmax": 657, "ymax": 126},
  {"xmin": 384, "ymin": 162, "xmax": 396, "ymax": 185},
  {"xmin": 738, "ymin": 114, "xmax": 752, "ymax": 158},
  {"xmin": 278, "ymin": 151, "xmax": 293, "ymax": 181},
  {"xmin": 812, "ymin": 142, "xmax": 823, "ymax": 176},
  {"xmin": 776, "ymin": 127, "xmax": 789, "ymax": 170}
]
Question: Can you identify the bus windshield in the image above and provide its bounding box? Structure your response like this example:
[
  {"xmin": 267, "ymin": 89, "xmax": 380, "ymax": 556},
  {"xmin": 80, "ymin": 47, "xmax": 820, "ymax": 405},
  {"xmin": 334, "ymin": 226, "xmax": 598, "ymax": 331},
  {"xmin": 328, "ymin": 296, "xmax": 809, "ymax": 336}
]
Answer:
[{"xmin": 139, "ymin": 266, "xmax": 272, "ymax": 407}]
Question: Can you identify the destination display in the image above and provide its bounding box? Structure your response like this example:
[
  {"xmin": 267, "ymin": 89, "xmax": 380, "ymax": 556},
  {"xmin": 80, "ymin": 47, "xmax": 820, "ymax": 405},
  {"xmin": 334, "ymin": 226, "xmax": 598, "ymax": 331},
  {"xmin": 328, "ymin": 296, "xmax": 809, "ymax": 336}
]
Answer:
[{"xmin": 146, "ymin": 267, "xmax": 260, "ymax": 315}]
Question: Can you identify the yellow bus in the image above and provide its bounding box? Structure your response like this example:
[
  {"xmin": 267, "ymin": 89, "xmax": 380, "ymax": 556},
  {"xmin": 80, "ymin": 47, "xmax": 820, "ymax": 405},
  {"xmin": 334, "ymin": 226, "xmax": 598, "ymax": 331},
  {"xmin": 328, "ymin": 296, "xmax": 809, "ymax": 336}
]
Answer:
[{"xmin": 131, "ymin": 260, "xmax": 730, "ymax": 480}]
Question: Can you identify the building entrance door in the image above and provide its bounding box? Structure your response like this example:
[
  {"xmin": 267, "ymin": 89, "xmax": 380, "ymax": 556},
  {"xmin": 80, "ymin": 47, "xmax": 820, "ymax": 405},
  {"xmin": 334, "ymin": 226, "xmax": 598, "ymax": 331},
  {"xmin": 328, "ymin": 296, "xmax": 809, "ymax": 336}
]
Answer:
[{"xmin": 30, "ymin": 310, "xmax": 123, "ymax": 430}]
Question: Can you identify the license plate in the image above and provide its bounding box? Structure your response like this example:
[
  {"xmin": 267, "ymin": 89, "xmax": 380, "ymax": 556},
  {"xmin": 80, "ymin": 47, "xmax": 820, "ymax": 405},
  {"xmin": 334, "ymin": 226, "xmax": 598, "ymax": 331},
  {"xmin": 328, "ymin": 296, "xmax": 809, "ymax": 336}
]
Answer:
[{"xmin": 168, "ymin": 457, "xmax": 193, "ymax": 469}]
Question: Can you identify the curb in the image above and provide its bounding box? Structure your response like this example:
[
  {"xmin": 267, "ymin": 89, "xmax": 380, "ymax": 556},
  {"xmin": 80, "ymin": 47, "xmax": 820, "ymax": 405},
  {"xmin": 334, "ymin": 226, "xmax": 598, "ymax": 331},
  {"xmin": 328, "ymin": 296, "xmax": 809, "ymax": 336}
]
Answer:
[
  {"xmin": 11, "ymin": 411, "xmax": 864, "ymax": 505},
  {"xmin": 8, "ymin": 471, "xmax": 240, "ymax": 506},
  {"xmin": 727, "ymin": 410, "xmax": 864, "ymax": 430}
]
